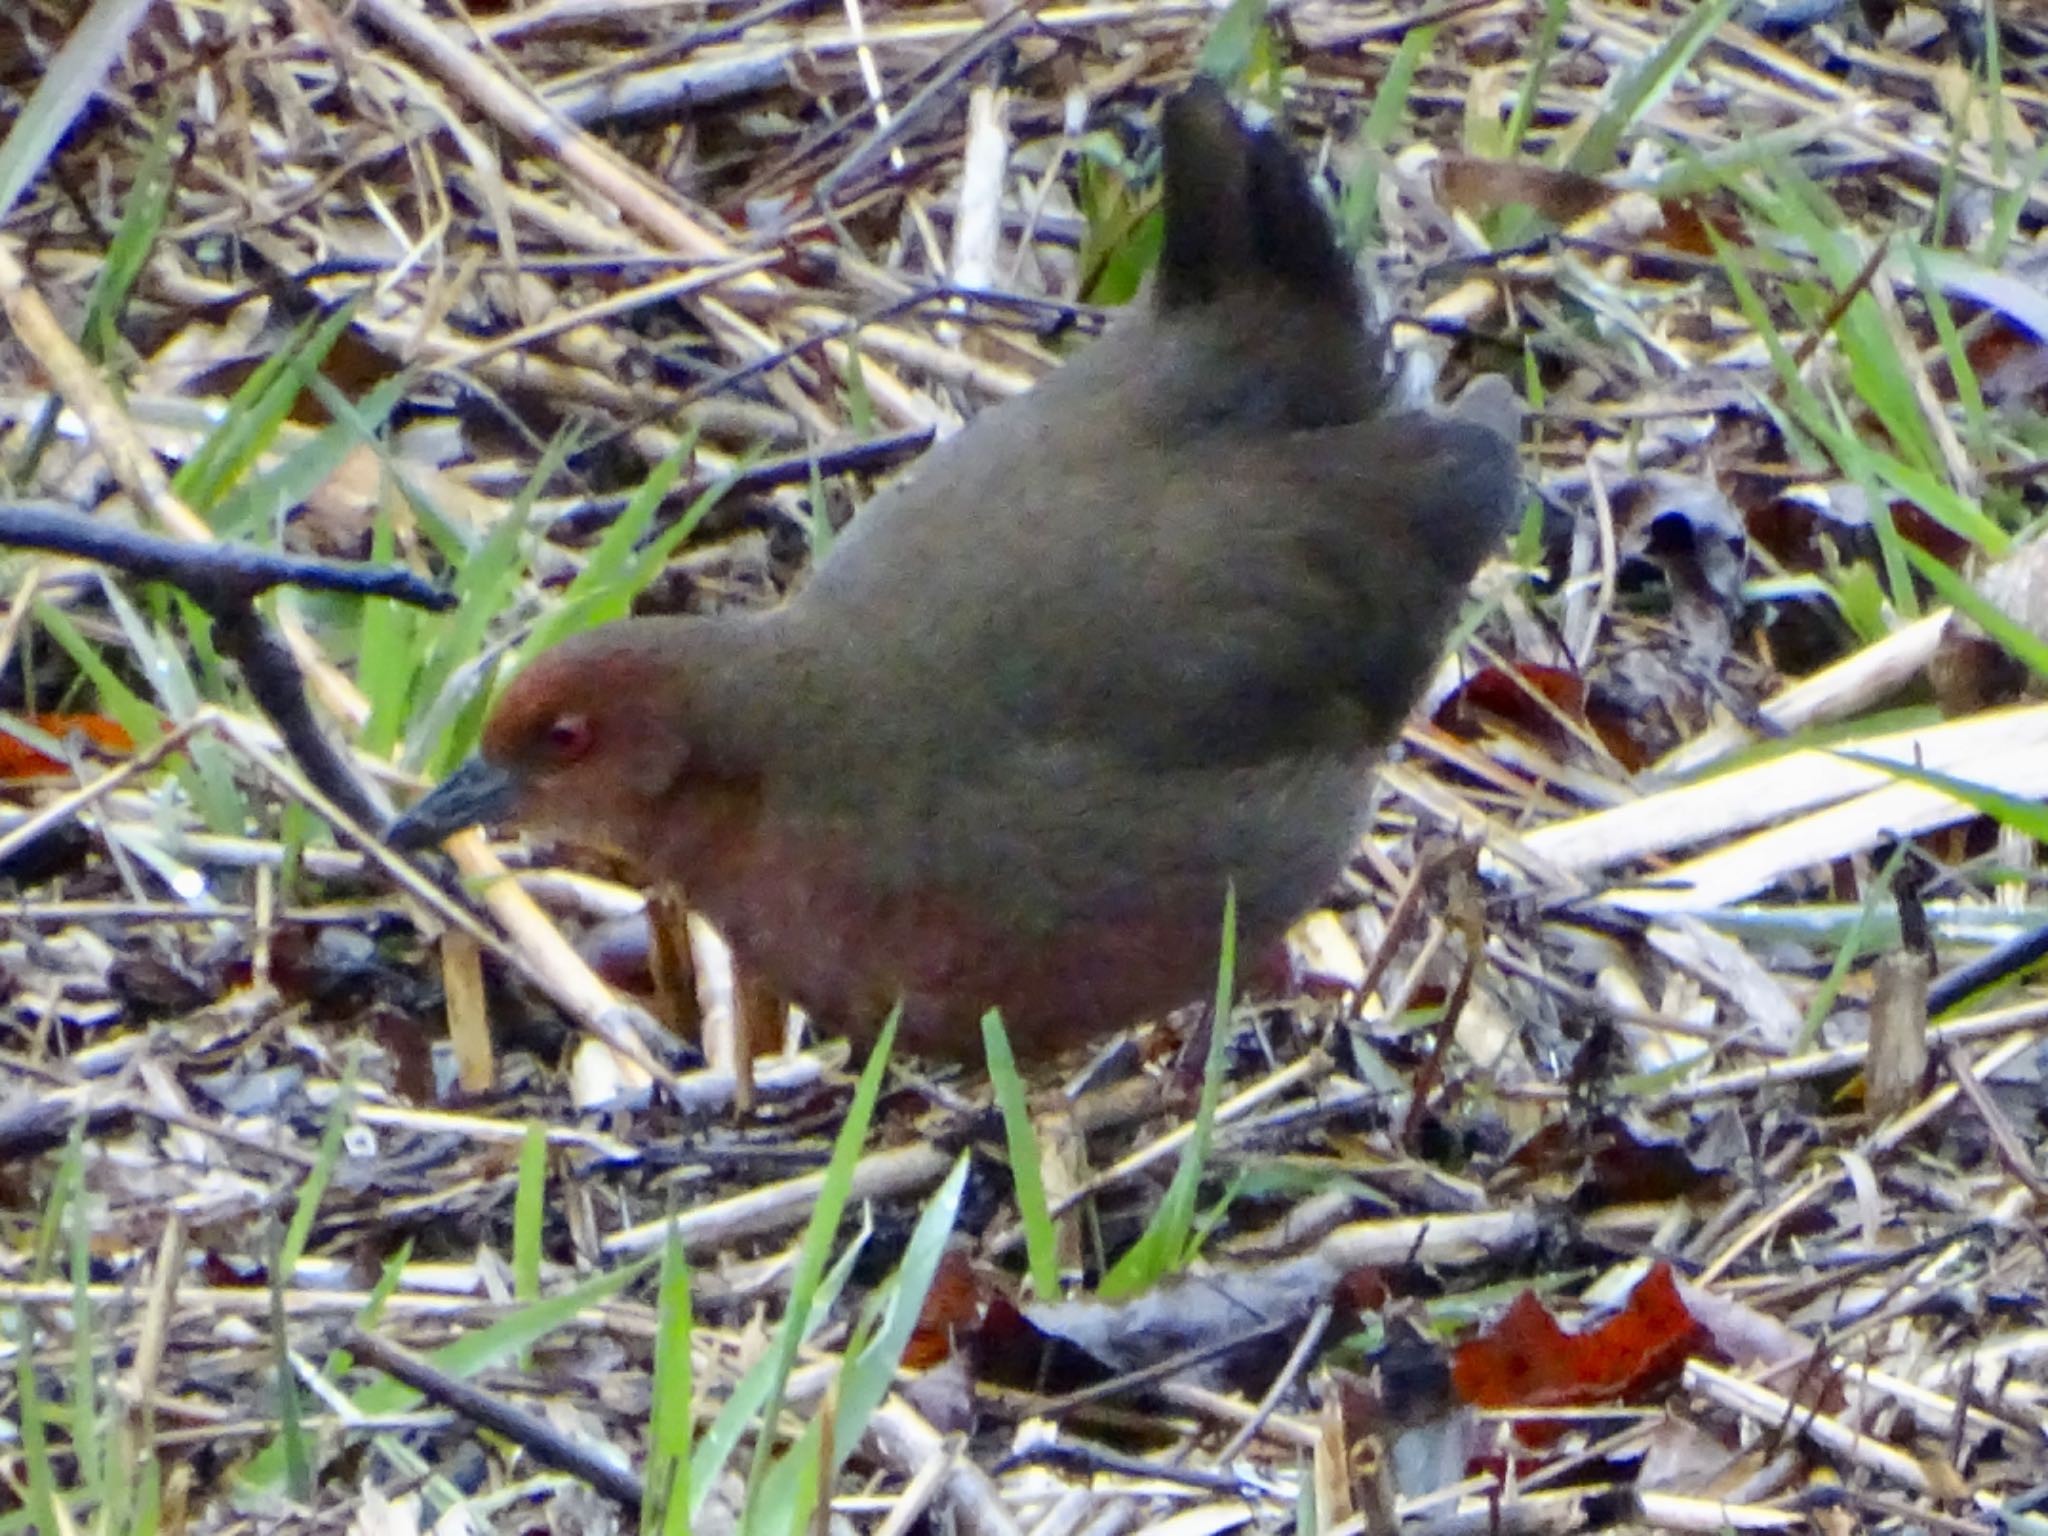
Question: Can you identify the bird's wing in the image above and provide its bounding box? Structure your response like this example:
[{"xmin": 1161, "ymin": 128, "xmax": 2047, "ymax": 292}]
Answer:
[{"xmin": 796, "ymin": 408, "xmax": 1519, "ymax": 775}]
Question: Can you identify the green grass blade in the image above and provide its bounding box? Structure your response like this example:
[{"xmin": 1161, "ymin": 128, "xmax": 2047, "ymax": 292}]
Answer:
[
  {"xmin": 65, "ymin": 1116, "xmax": 99, "ymax": 1503},
  {"xmin": 13, "ymin": 1296, "xmax": 60, "ymax": 1536},
  {"xmin": 404, "ymin": 423, "xmax": 582, "ymax": 773},
  {"xmin": 514, "ymin": 1123, "xmax": 546, "ymax": 1370},
  {"xmin": 747, "ymin": 1425, "xmax": 824, "ymax": 1536},
  {"xmin": 269, "ymin": 1225, "xmax": 313, "ymax": 1501},
  {"xmin": 210, "ymin": 369, "xmax": 411, "ymax": 542},
  {"xmin": 1701, "ymin": 221, "xmax": 1931, "ymax": 620},
  {"xmin": 826, "ymin": 1153, "xmax": 968, "ymax": 1469},
  {"xmin": 238, "ymin": 1249, "xmax": 661, "ymax": 1497},
  {"xmin": 9, "ymin": 97, "xmax": 178, "ymax": 485},
  {"xmin": 170, "ymin": 298, "xmax": 362, "ymax": 521},
  {"xmin": 1195, "ymin": 0, "xmax": 1278, "ymax": 97},
  {"xmin": 86, "ymin": 103, "xmax": 181, "ymax": 366},
  {"xmin": 1831, "ymin": 750, "xmax": 2048, "ymax": 845},
  {"xmin": 730, "ymin": 1014, "xmax": 898, "ymax": 1521},
  {"xmin": 108, "ymin": 580, "xmax": 245, "ymax": 832},
  {"xmin": 982, "ymin": 1010, "xmax": 1061, "ymax": 1298},
  {"xmin": 0, "ymin": 0, "xmax": 158, "ymax": 221},
  {"xmin": 1798, "ymin": 838, "xmax": 1912, "ymax": 1049},
  {"xmin": 704, "ymin": 1215, "xmax": 872, "ymax": 1536},
  {"xmin": 1503, "ymin": 0, "xmax": 1568, "ymax": 157},
  {"xmin": 1102, "ymin": 886, "xmax": 1236, "ymax": 1297},
  {"xmin": 514, "ymin": 433, "xmax": 743, "ymax": 669},
  {"xmin": 1901, "ymin": 540, "xmax": 2048, "ymax": 684},
  {"xmin": 801, "ymin": 452, "xmax": 833, "ymax": 564},
  {"xmin": 542, "ymin": 433, "xmax": 692, "ymax": 611},
  {"xmin": 1984, "ymin": 135, "xmax": 2048, "ymax": 263},
  {"xmin": 839, "ymin": 337, "xmax": 875, "ymax": 436},
  {"xmin": 124, "ymin": 1454, "xmax": 162, "ymax": 1536},
  {"xmin": 278, "ymin": 1050, "xmax": 360, "ymax": 1281},
  {"xmin": 1775, "ymin": 180, "xmax": 1941, "ymax": 479},
  {"xmin": 1565, "ymin": 0, "xmax": 1739, "ymax": 176},
  {"xmin": 32, "ymin": 590, "xmax": 250, "ymax": 835},
  {"xmin": 646, "ymin": 1225, "xmax": 695, "ymax": 1536},
  {"xmin": 1340, "ymin": 24, "xmax": 1437, "ymax": 252},
  {"xmin": 1073, "ymin": 134, "xmax": 1160, "ymax": 308},
  {"xmin": 1981, "ymin": 5, "xmax": 2007, "ymax": 183},
  {"xmin": 515, "ymin": 1121, "xmax": 546, "ymax": 1310},
  {"xmin": 1902, "ymin": 245, "xmax": 1995, "ymax": 469},
  {"xmin": 358, "ymin": 504, "xmax": 418, "ymax": 756},
  {"xmin": 30, "ymin": 597, "xmax": 160, "ymax": 748}
]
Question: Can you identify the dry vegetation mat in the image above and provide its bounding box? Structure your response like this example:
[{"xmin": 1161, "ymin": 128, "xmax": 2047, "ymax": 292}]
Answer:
[{"xmin": 2, "ymin": 1, "xmax": 2048, "ymax": 1533}]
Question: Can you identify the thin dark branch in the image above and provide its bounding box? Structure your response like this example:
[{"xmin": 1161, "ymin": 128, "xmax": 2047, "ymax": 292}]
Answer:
[
  {"xmin": 677, "ymin": 281, "xmax": 1102, "ymax": 412},
  {"xmin": 345, "ymin": 1327, "xmax": 647, "ymax": 1512},
  {"xmin": 0, "ymin": 500, "xmax": 454, "ymax": 611},
  {"xmin": 0, "ymin": 500, "xmax": 452, "ymax": 832},
  {"xmin": 547, "ymin": 428, "xmax": 937, "ymax": 544},
  {"xmin": 210, "ymin": 606, "xmax": 384, "ymax": 829},
  {"xmin": 813, "ymin": 9, "xmax": 1033, "ymax": 210},
  {"xmin": 1928, "ymin": 922, "xmax": 2048, "ymax": 1015}
]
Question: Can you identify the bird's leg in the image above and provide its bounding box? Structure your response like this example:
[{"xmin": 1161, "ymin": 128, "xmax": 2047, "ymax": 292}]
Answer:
[
  {"xmin": 645, "ymin": 885, "xmax": 702, "ymax": 1042},
  {"xmin": 731, "ymin": 969, "xmax": 788, "ymax": 1115}
]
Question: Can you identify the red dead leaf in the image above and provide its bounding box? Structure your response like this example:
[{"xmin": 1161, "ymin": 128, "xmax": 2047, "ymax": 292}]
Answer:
[
  {"xmin": 1433, "ymin": 157, "xmax": 1743, "ymax": 262},
  {"xmin": 1656, "ymin": 195, "xmax": 1746, "ymax": 258},
  {"xmin": 904, "ymin": 1250, "xmax": 989, "ymax": 1369},
  {"xmin": 0, "ymin": 713, "xmax": 134, "ymax": 779},
  {"xmin": 1451, "ymin": 1262, "xmax": 1704, "ymax": 1419},
  {"xmin": 1434, "ymin": 664, "xmax": 1588, "ymax": 752},
  {"xmin": 1438, "ymin": 156, "xmax": 1614, "ymax": 226}
]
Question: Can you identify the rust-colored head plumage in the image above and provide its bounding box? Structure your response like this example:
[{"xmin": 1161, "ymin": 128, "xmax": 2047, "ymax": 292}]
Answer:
[{"xmin": 391, "ymin": 625, "xmax": 705, "ymax": 857}]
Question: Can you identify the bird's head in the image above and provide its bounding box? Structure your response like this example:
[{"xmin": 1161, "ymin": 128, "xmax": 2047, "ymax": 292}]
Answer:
[{"xmin": 389, "ymin": 621, "xmax": 734, "ymax": 861}]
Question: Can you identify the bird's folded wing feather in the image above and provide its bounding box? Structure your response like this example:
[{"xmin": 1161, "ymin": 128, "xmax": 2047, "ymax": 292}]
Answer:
[{"xmin": 798, "ymin": 410, "xmax": 1519, "ymax": 774}]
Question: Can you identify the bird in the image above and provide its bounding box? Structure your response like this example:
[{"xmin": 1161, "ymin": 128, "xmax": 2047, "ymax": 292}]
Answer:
[{"xmin": 391, "ymin": 78, "xmax": 1522, "ymax": 1062}]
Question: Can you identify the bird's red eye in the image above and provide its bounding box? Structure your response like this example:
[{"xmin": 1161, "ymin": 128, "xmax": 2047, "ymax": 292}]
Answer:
[{"xmin": 544, "ymin": 714, "xmax": 593, "ymax": 762}]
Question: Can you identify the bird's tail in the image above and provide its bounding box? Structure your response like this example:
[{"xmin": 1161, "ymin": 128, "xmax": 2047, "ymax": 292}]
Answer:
[{"xmin": 1155, "ymin": 77, "xmax": 1362, "ymax": 326}]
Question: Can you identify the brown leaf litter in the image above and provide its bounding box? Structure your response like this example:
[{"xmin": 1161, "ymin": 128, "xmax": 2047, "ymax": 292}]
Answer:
[{"xmin": 3, "ymin": 1, "xmax": 2048, "ymax": 1533}]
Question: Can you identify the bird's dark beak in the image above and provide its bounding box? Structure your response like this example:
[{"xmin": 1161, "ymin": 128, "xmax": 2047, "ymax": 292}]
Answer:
[{"xmin": 388, "ymin": 756, "xmax": 520, "ymax": 850}]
